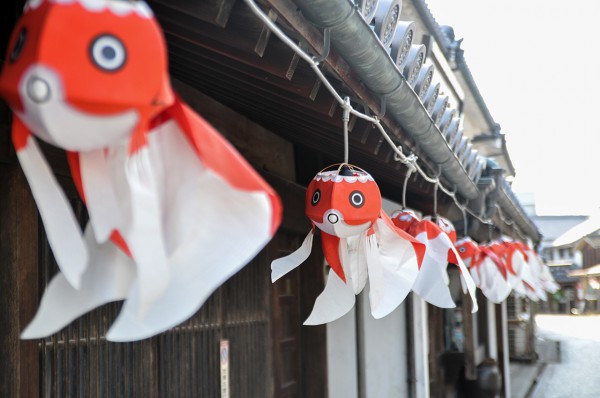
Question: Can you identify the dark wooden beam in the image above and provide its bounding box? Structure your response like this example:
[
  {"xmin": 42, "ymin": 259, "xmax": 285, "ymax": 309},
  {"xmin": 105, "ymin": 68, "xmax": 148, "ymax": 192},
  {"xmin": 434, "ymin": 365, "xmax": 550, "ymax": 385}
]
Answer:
[{"xmin": 150, "ymin": 0, "xmax": 237, "ymax": 28}]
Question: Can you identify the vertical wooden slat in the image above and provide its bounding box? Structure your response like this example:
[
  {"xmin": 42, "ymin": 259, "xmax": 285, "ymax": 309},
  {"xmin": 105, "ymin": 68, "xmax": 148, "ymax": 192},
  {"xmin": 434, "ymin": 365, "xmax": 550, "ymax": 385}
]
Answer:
[{"xmin": 0, "ymin": 158, "xmax": 39, "ymax": 397}]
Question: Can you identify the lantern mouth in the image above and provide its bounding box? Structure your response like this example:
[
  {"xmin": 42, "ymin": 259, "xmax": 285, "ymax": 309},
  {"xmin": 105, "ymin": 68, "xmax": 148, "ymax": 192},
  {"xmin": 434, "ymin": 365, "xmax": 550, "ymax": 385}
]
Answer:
[
  {"xmin": 16, "ymin": 64, "xmax": 139, "ymax": 150},
  {"xmin": 313, "ymin": 209, "xmax": 371, "ymax": 238}
]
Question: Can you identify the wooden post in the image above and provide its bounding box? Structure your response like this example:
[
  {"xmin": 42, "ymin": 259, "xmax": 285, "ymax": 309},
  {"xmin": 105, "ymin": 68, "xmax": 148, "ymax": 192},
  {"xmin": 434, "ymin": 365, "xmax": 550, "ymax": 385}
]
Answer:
[{"xmin": 462, "ymin": 292, "xmax": 477, "ymax": 380}]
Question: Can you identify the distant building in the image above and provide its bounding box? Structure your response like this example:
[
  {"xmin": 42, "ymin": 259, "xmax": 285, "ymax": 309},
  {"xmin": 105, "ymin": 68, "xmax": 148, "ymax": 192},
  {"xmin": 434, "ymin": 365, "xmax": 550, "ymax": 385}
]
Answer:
[
  {"xmin": 515, "ymin": 192, "xmax": 587, "ymax": 312},
  {"xmin": 547, "ymin": 213, "xmax": 600, "ymax": 313}
]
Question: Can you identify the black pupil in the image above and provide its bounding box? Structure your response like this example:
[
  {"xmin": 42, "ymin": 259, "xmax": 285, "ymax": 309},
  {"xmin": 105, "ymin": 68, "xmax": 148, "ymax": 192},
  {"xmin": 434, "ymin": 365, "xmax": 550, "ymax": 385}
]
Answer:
[
  {"xmin": 10, "ymin": 28, "xmax": 27, "ymax": 63},
  {"xmin": 350, "ymin": 191, "xmax": 364, "ymax": 207},
  {"xmin": 312, "ymin": 190, "xmax": 320, "ymax": 205},
  {"xmin": 102, "ymin": 46, "xmax": 116, "ymax": 60}
]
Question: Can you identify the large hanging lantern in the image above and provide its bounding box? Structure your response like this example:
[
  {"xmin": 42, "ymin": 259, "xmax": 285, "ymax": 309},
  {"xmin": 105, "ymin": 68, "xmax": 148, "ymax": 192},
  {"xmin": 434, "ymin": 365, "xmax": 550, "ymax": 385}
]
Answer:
[
  {"xmin": 0, "ymin": 0, "xmax": 281, "ymax": 342},
  {"xmin": 272, "ymin": 164, "xmax": 425, "ymax": 324}
]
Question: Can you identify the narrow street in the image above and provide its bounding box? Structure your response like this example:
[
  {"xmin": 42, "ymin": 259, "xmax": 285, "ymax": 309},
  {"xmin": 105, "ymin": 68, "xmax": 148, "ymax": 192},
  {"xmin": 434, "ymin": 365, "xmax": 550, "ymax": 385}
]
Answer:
[{"xmin": 531, "ymin": 315, "xmax": 600, "ymax": 398}]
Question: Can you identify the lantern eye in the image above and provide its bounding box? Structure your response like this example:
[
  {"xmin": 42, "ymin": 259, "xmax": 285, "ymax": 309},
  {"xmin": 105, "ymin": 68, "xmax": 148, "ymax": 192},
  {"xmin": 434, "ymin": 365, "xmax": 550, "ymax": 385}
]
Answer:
[
  {"xmin": 90, "ymin": 34, "xmax": 126, "ymax": 72},
  {"xmin": 311, "ymin": 189, "xmax": 321, "ymax": 206},
  {"xmin": 349, "ymin": 191, "xmax": 365, "ymax": 208},
  {"xmin": 10, "ymin": 28, "xmax": 27, "ymax": 63}
]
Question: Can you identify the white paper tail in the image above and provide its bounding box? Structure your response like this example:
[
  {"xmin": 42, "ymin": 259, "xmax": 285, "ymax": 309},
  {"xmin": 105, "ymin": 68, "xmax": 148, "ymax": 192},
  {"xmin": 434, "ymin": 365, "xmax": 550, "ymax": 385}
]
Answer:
[
  {"xmin": 124, "ymin": 150, "xmax": 170, "ymax": 316},
  {"xmin": 451, "ymin": 247, "xmax": 478, "ymax": 313},
  {"xmin": 80, "ymin": 149, "xmax": 122, "ymax": 242},
  {"xmin": 17, "ymin": 136, "xmax": 88, "ymax": 288},
  {"xmin": 365, "ymin": 234, "xmax": 384, "ymax": 315},
  {"xmin": 21, "ymin": 228, "xmax": 135, "ymax": 339},
  {"xmin": 370, "ymin": 218, "xmax": 419, "ymax": 318},
  {"xmin": 304, "ymin": 269, "xmax": 355, "ymax": 325},
  {"xmin": 411, "ymin": 233, "xmax": 455, "ymax": 308},
  {"xmin": 271, "ymin": 230, "xmax": 313, "ymax": 282}
]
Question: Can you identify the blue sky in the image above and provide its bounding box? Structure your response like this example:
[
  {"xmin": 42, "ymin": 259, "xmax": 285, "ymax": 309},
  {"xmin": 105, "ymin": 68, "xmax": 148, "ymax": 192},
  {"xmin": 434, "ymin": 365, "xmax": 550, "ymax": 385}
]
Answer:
[{"xmin": 425, "ymin": 0, "xmax": 600, "ymax": 215}]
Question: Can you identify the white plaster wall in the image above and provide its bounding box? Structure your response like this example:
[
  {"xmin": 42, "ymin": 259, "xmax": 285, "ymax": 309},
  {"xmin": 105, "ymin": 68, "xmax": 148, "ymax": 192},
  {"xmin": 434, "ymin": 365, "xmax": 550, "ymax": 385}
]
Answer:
[
  {"xmin": 327, "ymin": 198, "xmax": 411, "ymax": 398},
  {"xmin": 327, "ymin": 308, "xmax": 359, "ymax": 398},
  {"xmin": 359, "ymin": 289, "xmax": 409, "ymax": 398}
]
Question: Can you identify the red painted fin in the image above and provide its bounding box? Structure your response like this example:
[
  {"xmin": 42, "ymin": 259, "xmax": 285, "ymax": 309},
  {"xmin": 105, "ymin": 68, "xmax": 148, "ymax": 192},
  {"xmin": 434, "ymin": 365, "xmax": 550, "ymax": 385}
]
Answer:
[
  {"xmin": 481, "ymin": 246, "xmax": 508, "ymax": 279},
  {"xmin": 448, "ymin": 249, "xmax": 458, "ymax": 265},
  {"xmin": 504, "ymin": 247, "xmax": 517, "ymax": 275},
  {"xmin": 321, "ymin": 232, "xmax": 346, "ymax": 282},
  {"xmin": 11, "ymin": 115, "xmax": 30, "ymax": 151},
  {"xmin": 379, "ymin": 210, "xmax": 426, "ymax": 268}
]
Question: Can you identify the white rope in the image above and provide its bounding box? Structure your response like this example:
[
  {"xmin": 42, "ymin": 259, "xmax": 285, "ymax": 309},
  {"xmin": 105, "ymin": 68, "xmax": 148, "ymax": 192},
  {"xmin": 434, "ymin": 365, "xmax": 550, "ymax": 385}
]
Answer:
[{"xmin": 243, "ymin": 0, "xmax": 527, "ymax": 241}]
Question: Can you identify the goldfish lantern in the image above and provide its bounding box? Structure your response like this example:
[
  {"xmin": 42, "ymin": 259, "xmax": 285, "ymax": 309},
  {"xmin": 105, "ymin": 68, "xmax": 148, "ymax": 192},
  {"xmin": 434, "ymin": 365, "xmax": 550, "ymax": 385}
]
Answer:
[
  {"xmin": 455, "ymin": 237, "xmax": 512, "ymax": 303},
  {"xmin": 1, "ymin": 0, "xmax": 281, "ymax": 341},
  {"xmin": 521, "ymin": 245, "xmax": 552, "ymax": 301},
  {"xmin": 392, "ymin": 209, "xmax": 420, "ymax": 231},
  {"xmin": 424, "ymin": 215, "xmax": 457, "ymax": 244},
  {"xmin": 0, "ymin": 0, "xmax": 173, "ymax": 290},
  {"xmin": 525, "ymin": 248, "xmax": 559, "ymax": 295},
  {"xmin": 272, "ymin": 164, "xmax": 425, "ymax": 324},
  {"xmin": 391, "ymin": 211, "xmax": 478, "ymax": 311},
  {"xmin": 511, "ymin": 241, "xmax": 543, "ymax": 301},
  {"xmin": 486, "ymin": 240, "xmax": 538, "ymax": 300}
]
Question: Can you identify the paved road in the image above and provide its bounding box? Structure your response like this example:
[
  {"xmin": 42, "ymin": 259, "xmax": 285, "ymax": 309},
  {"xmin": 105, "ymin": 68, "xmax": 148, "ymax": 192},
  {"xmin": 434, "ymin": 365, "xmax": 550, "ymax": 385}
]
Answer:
[{"xmin": 531, "ymin": 315, "xmax": 600, "ymax": 398}]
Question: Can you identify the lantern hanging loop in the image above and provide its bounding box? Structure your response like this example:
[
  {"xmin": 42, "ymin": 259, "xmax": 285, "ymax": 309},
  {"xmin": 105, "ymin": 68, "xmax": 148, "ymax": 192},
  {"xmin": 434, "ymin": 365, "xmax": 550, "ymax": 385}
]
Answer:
[
  {"xmin": 402, "ymin": 167, "xmax": 412, "ymax": 209},
  {"xmin": 342, "ymin": 96, "xmax": 351, "ymax": 164},
  {"xmin": 432, "ymin": 165, "xmax": 441, "ymax": 221}
]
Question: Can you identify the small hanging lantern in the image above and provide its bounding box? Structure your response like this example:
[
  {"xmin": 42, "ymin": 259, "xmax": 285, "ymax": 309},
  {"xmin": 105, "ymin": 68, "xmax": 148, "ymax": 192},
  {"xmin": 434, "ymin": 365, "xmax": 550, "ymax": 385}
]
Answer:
[
  {"xmin": 455, "ymin": 237, "xmax": 512, "ymax": 303},
  {"xmin": 391, "ymin": 210, "xmax": 478, "ymax": 312}
]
